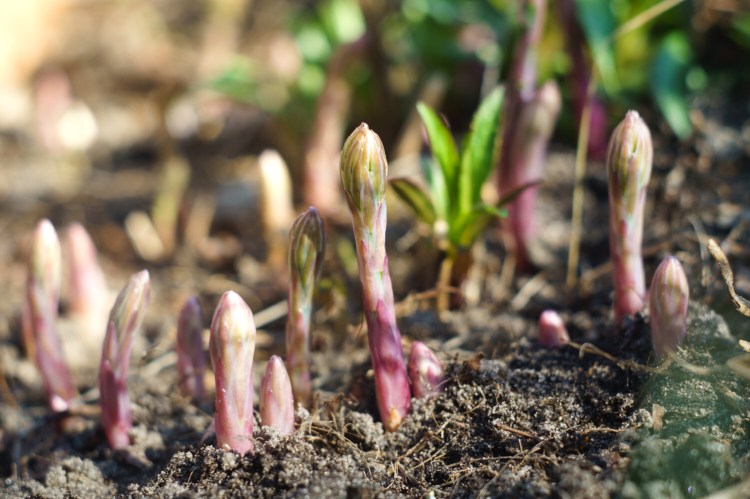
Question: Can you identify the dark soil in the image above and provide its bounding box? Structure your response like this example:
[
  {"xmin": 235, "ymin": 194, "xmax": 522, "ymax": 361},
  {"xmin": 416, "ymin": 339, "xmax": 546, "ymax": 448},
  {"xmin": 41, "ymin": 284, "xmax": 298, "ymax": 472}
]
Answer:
[{"xmin": 1, "ymin": 2, "xmax": 750, "ymax": 497}]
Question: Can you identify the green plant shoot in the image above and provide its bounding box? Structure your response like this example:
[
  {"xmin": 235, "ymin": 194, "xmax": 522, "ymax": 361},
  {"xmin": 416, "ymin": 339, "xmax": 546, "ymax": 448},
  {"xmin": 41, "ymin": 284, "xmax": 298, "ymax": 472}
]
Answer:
[{"xmin": 391, "ymin": 86, "xmax": 530, "ymax": 310}]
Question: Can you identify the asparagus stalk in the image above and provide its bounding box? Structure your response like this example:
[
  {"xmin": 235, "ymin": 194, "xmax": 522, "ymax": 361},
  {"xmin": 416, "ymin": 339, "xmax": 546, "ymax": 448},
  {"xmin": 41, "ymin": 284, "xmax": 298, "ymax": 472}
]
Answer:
[
  {"xmin": 538, "ymin": 310, "xmax": 570, "ymax": 348},
  {"xmin": 209, "ymin": 291, "xmax": 256, "ymax": 455},
  {"xmin": 408, "ymin": 342, "xmax": 444, "ymax": 398},
  {"xmin": 649, "ymin": 256, "xmax": 689, "ymax": 359},
  {"xmin": 23, "ymin": 219, "xmax": 78, "ymax": 412},
  {"xmin": 500, "ymin": 81, "xmax": 561, "ymax": 269},
  {"xmin": 260, "ymin": 355, "xmax": 295, "ymax": 435},
  {"xmin": 63, "ymin": 222, "xmax": 109, "ymax": 324},
  {"xmin": 176, "ymin": 296, "xmax": 206, "ymax": 402},
  {"xmin": 286, "ymin": 207, "xmax": 325, "ymax": 408},
  {"xmin": 607, "ymin": 111, "xmax": 653, "ymax": 326},
  {"xmin": 99, "ymin": 270, "xmax": 151, "ymax": 448},
  {"xmin": 340, "ymin": 123, "xmax": 411, "ymax": 431}
]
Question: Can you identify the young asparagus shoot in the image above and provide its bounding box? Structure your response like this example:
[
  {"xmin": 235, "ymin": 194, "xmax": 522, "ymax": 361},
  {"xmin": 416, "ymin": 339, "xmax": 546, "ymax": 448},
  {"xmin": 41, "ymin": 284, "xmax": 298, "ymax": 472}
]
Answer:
[
  {"xmin": 649, "ymin": 256, "xmax": 689, "ymax": 359},
  {"xmin": 538, "ymin": 310, "xmax": 570, "ymax": 348},
  {"xmin": 176, "ymin": 296, "xmax": 206, "ymax": 402},
  {"xmin": 408, "ymin": 342, "xmax": 444, "ymax": 398},
  {"xmin": 63, "ymin": 222, "xmax": 109, "ymax": 326},
  {"xmin": 341, "ymin": 123, "xmax": 411, "ymax": 431},
  {"xmin": 209, "ymin": 291, "xmax": 257, "ymax": 455},
  {"xmin": 286, "ymin": 207, "xmax": 325, "ymax": 408},
  {"xmin": 607, "ymin": 111, "xmax": 653, "ymax": 327},
  {"xmin": 99, "ymin": 270, "xmax": 151, "ymax": 449},
  {"xmin": 500, "ymin": 80, "xmax": 561, "ymax": 270},
  {"xmin": 24, "ymin": 219, "xmax": 78, "ymax": 412},
  {"xmin": 260, "ymin": 355, "xmax": 295, "ymax": 435}
]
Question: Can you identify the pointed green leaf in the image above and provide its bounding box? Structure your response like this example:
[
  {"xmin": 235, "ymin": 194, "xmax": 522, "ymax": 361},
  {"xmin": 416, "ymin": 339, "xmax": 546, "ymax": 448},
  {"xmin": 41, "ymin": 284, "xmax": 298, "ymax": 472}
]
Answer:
[
  {"xmin": 448, "ymin": 205, "xmax": 503, "ymax": 249},
  {"xmin": 457, "ymin": 86, "xmax": 505, "ymax": 216},
  {"xmin": 417, "ymin": 103, "xmax": 459, "ymax": 203},
  {"xmin": 390, "ymin": 177, "xmax": 437, "ymax": 226},
  {"xmin": 423, "ymin": 158, "xmax": 449, "ymax": 221}
]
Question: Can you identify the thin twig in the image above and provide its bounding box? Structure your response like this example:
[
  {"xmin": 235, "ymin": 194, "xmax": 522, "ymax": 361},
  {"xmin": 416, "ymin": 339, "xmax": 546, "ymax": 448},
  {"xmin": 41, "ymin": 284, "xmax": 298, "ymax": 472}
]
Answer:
[
  {"xmin": 707, "ymin": 238, "xmax": 750, "ymax": 317},
  {"xmin": 566, "ymin": 76, "xmax": 594, "ymax": 289},
  {"xmin": 494, "ymin": 421, "xmax": 538, "ymax": 440}
]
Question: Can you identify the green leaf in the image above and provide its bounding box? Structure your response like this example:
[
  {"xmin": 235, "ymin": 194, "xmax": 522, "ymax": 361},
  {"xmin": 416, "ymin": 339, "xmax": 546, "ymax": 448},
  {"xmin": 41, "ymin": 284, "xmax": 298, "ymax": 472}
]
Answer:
[
  {"xmin": 423, "ymin": 158, "xmax": 449, "ymax": 221},
  {"xmin": 448, "ymin": 204, "xmax": 505, "ymax": 249},
  {"xmin": 574, "ymin": 0, "xmax": 619, "ymax": 94},
  {"xmin": 650, "ymin": 31, "xmax": 692, "ymax": 140},
  {"xmin": 417, "ymin": 102, "xmax": 459, "ymax": 207},
  {"xmin": 457, "ymin": 86, "xmax": 505, "ymax": 216},
  {"xmin": 390, "ymin": 177, "xmax": 437, "ymax": 226}
]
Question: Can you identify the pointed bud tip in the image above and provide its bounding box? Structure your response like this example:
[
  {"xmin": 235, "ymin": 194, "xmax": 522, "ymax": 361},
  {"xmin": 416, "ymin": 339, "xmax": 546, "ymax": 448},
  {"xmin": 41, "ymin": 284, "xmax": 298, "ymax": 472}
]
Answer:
[
  {"xmin": 538, "ymin": 310, "xmax": 570, "ymax": 348},
  {"xmin": 409, "ymin": 341, "xmax": 444, "ymax": 398},
  {"xmin": 340, "ymin": 123, "xmax": 388, "ymax": 217},
  {"xmin": 649, "ymin": 255, "xmax": 689, "ymax": 359},
  {"xmin": 607, "ymin": 110, "xmax": 652, "ymax": 175}
]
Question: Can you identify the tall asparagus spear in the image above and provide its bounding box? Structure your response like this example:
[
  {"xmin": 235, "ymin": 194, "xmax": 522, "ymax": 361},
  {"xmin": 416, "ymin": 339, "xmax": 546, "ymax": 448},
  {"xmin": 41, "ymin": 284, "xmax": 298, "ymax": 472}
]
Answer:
[
  {"xmin": 340, "ymin": 123, "xmax": 411, "ymax": 431},
  {"xmin": 285, "ymin": 207, "xmax": 325, "ymax": 408},
  {"xmin": 176, "ymin": 296, "xmax": 206, "ymax": 402},
  {"xmin": 99, "ymin": 270, "xmax": 151, "ymax": 448},
  {"xmin": 23, "ymin": 219, "xmax": 78, "ymax": 412},
  {"xmin": 607, "ymin": 111, "xmax": 653, "ymax": 327}
]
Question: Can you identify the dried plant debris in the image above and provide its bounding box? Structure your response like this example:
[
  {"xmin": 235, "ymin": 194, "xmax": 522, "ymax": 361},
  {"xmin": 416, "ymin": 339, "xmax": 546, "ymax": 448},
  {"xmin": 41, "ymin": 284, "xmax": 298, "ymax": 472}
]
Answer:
[
  {"xmin": 707, "ymin": 239, "xmax": 750, "ymax": 317},
  {"xmin": 3, "ymin": 340, "xmax": 644, "ymax": 498}
]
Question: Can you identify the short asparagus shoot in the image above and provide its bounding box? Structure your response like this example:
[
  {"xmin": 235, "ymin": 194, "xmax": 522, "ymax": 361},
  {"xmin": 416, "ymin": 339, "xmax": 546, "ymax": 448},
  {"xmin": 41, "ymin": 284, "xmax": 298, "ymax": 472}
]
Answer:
[
  {"xmin": 607, "ymin": 111, "xmax": 653, "ymax": 326},
  {"xmin": 340, "ymin": 123, "xmax": 411, "ymax": 431},
  {"xmin": 286, "ymin": 207, "xmax": 325, "ymax": 408},
  {"xmin": 176, "ymin": 296, "xmax": 206, "ymax": 402},
  {"xmin": 260, "ymin": 355, "xmax": 295, "ymax": 435},
  {"xmin": 649, "ymin": 256, "xmax": 689, "ymax": 359},
  {"xmin": 209, "ymin": 291, "xmax": 256, "ymax": 455},
  {"xmin": 408, "ymin": 342, "xmax": 444, "ymax": 398},
  {"xmin": 99, "ymin": 270, "xmax": 151, "ymax": 449},
  {"xmin": 538, "ymin": 310, "xmax": 570, "ymax": 348},
  {"xmin": 63, "ymin": 222, "xmax": 109, "ymax": 330},
  {"xmin": 23, "ymin": 219, "xmax": 78, "ymax": 412}
]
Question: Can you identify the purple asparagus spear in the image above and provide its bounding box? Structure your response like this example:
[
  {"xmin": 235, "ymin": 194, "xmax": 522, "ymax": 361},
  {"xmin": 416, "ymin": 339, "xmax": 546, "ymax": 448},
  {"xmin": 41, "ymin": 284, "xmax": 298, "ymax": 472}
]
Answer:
[
  {"xmin": 176, "ymin": 296, "xmax": 206, "ymax": 402},
  {"xmin": 649, "ymin": 256, "xmax": 689, "ymax": 359},
  {"xmin": 99, "ymin": 270, "xmax": 151, "ymax": 448},
  {"xmin": 340, "ymin": 123, "xmax": 411, "ymax": 431},
  {"xmin": 607, "ymin": 111, "xmax": 653, "ymax": 327},
  {"xmin": 209, "ymin": 291, "xmax": 256, "ymax": 455},
  {"xmin": 260, "ymin": 355, "xmax": 295, "ymax": 435},
  {"xmin": 286, "ymin": 207, "xmax": 325, "ymax": 408}
]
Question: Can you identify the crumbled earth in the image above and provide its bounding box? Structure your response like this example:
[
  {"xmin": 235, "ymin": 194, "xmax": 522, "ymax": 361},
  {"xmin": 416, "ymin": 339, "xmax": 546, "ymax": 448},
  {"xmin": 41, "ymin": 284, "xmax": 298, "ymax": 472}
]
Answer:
[
  {"xmin": 1, "ymin": 321, "xmax": 648, "ymax": 498},
  {"xmin": 0, "ymin": 7, "xmax": 749, "ymax": 492}
]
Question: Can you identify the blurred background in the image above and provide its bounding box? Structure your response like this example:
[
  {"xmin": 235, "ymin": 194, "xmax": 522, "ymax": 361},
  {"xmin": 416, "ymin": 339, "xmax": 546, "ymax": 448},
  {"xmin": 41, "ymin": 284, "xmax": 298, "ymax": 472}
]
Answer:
[{"xmin": 0, "ymin": 0, "xmax": 748, "ymax": 282}]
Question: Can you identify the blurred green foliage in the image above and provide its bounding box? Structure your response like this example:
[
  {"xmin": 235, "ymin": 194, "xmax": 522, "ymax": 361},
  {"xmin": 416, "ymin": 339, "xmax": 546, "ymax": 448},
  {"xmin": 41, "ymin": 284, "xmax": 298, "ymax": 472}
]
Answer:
[{"xmin": 208, "ymin": 0, "xmax": 750, "ymax": 145}]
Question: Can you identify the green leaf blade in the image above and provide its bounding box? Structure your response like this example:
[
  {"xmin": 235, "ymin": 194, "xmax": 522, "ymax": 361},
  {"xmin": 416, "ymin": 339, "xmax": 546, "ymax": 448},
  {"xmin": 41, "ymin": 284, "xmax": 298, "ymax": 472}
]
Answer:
[
  {"xmin": 417, "ymin": 102, "xmax": 460, "ymax": 206},
  {"xmin": 457, "ymin": 86, "xmax": 505, "ymax": 216},
  {"xmin": 390, "ymin": 177, "xmax": 437, "ymax": 226}
]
